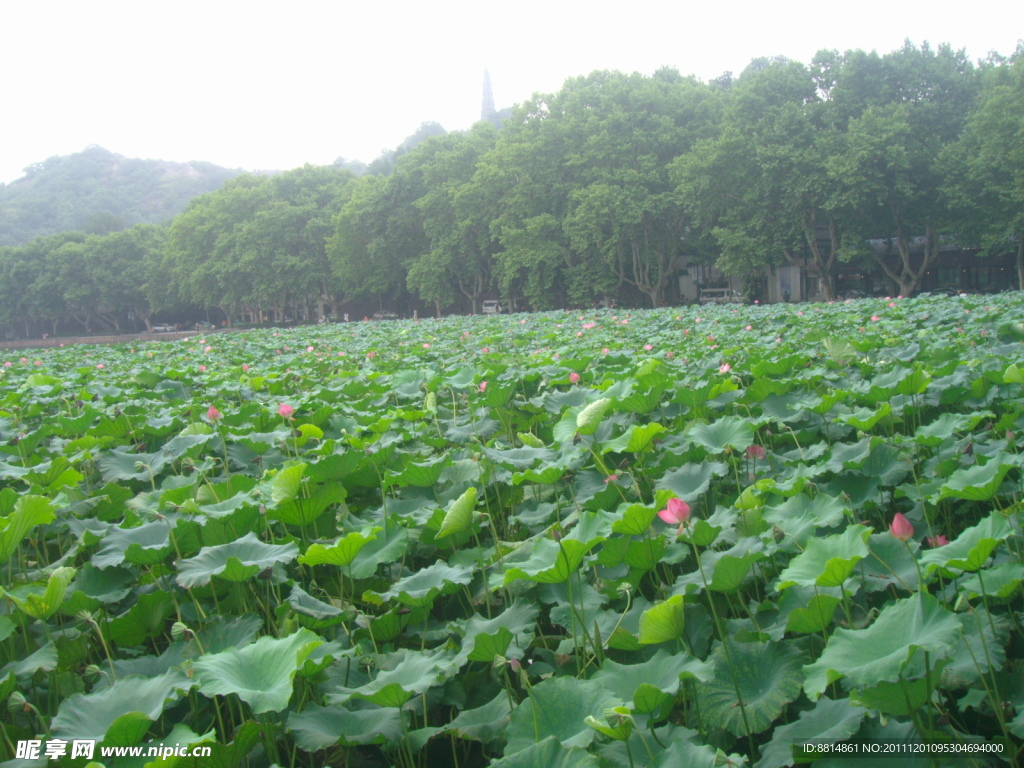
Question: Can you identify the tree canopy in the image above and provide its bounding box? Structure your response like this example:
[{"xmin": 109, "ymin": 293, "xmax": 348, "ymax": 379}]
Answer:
[{"xmin": 2, "ymin": 41, "xmax": 1023, "ymax": 338}]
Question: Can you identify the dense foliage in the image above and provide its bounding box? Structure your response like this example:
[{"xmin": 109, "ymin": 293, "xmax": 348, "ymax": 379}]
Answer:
[
  {"xmin": 2, "ymin": 41, "xmax": 1024, "ymax": 339},
  {"xmin": 0, "ymin": 146, "xmax": 241, "ymax": 248},
  {"xmin": 1, "ymin": 294, "xmax": 1024, "ymax": 767}
]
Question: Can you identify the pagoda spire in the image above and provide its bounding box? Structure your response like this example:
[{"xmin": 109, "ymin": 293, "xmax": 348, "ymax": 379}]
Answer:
[{"xmin": 481, "ymin": 68, "xmax": 496, "ymax": 122}]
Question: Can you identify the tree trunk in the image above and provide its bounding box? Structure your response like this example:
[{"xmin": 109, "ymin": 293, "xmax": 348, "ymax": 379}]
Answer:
[
  {"xmin": 1017, "ymin": 236, "xmax": 1024, "ymax": 292},
  {"xmin": 871, "ymin": 222, "xmax": 938, "ymax": 298}
]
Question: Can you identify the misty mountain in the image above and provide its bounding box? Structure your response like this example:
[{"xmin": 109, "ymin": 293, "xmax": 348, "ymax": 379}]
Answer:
[{"xmin": 0, "ymin": 146, "xmax": 242, "ymax": 246}]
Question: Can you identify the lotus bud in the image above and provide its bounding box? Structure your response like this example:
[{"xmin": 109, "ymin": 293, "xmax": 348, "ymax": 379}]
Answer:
[
  {"xmin": 171, "ymin": 621, "xmax": 190, "ymax": 642},
  {"xmin": 7, "ymin": 691, "xmax": 27, "ymax": 715}
]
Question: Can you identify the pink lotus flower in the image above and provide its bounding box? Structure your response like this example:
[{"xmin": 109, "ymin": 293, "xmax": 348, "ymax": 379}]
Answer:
[
  {"xmin": 3, "ymin": 362, "xmax": 10, "ymax": 367},
  {"xmin": 34, "ymin": 360, "xmax": 41, "ymax": 366},
  {"xmin": 20, "ymin": 357, "xmax": 27, "ymax": 363},
  {"xmin": 745, "ymin": 325, "xmax": 752, "ymax": 331},
  {"xmin": 797, "ymin": 311, "xmax": 804, "ymax": 317},
  {"xmin": 576, "ymin": 331, "xmax": 583, "ymax": 337},
  {"xmin": 205, "ymin": 346, "xmax": 212, "ymax": 352},
  {"xmin": 96, "ymin": 363, "xmax": 105, "ymax": 369},
  {"xmin": 307, "ymin": 346, "xmax": 314, "ymax": 352},
  {"xmin": 479, "ymin": 381, "xmax": 488, "ymax": 392},
  {"xmin": 871, "ymin": 315, "xmax": 880, "ymax": 322},
  {"xmin": 658, "ymin": 498, "xmax": 691, "ymax": 525},
  {"xmin": 643, "ymin": 344, "xmax": 653, "ymax": 351},
  {"xmin": 604, "ymin": 474, "xmax": 618, "ymax": 484},
  {"xmin": 278, "ymin": 403, "xmax": 295, "ymax": 419},
  {"xmin": 888, "ymin": 302, "xmax": 896, "ymax": 308},
  {"xmin": 719, "ymin": 363, "xmax": 731, "ymax": 373},
  {"xmin": 569, "ymin": 372, "xmax": 580, "ymax": 384},
  {"xmin": 889, "ymin": 513, "xmax": 914, "ymax": 541},
  {"xmin": 602, "ymin": 348, "xmax": 610, "ymax": 355},
  {"xmin": 746, "ymin": 444, "xmax": 766, "ymax": 460},
  {"xmin": 481, "ymin": 347, "xmax": 489, "ymax": 353},
  {"xmin": 242, "ymin": 364, "xmax": 250, "ymax": 371},
  {"xmin": 926, "ymin": 534, "xmax": 949, "ymax": 548},
  {"xmin": 207, "ymin": 406, "xmax": 222, "ymax": 421},
  {"xmin": 665, "ymin": 351, "xmax": 674, "ymax": 359},
  {"xmin": 422, "ymin": 343, "xmax": 430, "ymax": 349}
]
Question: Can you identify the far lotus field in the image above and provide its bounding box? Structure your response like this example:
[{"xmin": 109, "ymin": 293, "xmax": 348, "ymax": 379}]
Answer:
[{"xmin": 0, "ymin": 293, "xmax": 1022, "ymax": 767}]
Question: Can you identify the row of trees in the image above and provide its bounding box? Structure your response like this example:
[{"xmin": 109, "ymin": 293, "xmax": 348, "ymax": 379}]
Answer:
[{"xmin": 1, "ymin": 41, "xmax": 1022, "ymax": 336}]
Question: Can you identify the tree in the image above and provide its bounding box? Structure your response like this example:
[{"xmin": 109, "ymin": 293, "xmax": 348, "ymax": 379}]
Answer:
[
  {"xmin": 941, "ymin": 44, "xmax": 1024, "ymax": 288},
  {"xmin": 674, "ymin": 57, "xmax": 857, "ymax": 300},
  {"xmin": 829, "ymin": 43, "xmax": 979, "ymax": 296},
  {"xmin": 410, "ymin": 125, "xmax": 499, "ymax": 313}
]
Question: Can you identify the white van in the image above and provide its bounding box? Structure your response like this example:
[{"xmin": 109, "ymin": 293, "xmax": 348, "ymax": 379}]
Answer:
[{"xmin": 482, "ymin": 300, "xmax": 503, "ymax": 315}]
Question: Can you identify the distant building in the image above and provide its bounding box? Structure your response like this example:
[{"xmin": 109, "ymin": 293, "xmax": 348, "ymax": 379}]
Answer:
[{"xmin": 482, "ymin": 68, "xmax": 496, "ymax": 122}]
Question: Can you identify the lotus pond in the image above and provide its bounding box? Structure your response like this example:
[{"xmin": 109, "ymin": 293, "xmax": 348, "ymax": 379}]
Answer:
[{"xmin": 2, "ymin": 294, "xmax": 1024, "ymax": 768}]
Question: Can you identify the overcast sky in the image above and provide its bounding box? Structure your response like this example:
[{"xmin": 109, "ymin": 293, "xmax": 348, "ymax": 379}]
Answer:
[{"xmin": 2, "ymin": 1, "xmax": 1020, "ymax": 185}]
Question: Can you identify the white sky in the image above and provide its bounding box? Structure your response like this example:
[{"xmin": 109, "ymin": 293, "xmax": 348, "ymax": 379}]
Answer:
[{"xmin": 1, "ymin": 1, "xmax": 1020, "ymax": 185}]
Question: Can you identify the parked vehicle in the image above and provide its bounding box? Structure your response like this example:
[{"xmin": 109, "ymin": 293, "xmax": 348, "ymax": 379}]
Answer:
[
  {"xmin": 698, "ymin": 288, "xmax": 743, "ymax": 305},
  {"xmin": 482, "ymin": 300, "xmax": 503, "ymax": 315},
  {"xmin": 151, "ymin": 323, "xmax": 175, "ymax": 332}
]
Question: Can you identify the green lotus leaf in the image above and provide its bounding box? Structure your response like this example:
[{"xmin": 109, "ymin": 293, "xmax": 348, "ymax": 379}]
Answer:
[
  {"xmin": 51, "ymin": 669, "xmax": 188, "ymax": 745},
  {"xmin": 348, "ymin": 526, "xmax": 410, "ymax": 580},
  {"xmin": 852, "ymin": 659, "xmax": 951, "ymax": 716},
  {"xmin": 776, "ymin": 524, "xmax": 871, "ymax": 589},
  {"xmin": 707, "ymin": 549, "xmax": 766, "ymax": 593},
  {"xmin": 271, "ymin": 462, "xmax": 306, "ymax": 504},
  {"xmin": 758, "ymin": 697, "xmax": 866, "ymax": 768},
  {"xmin": 441, "ymin": 692, "xmax": 512, "ymax": 744},
  {"xmin": 92, "ymin": 521, "xmax": 175, "ymax": 569},
  {"xmin": 937, "ymin": 454, "xmax": 1015, "ymax": 502},
  {"xmin": 638, "ymin": 594, "xmax": 685, "ymax": 645},
  {"xmin": 287, "ymin": 703, "xmax": 403, "ymax": 750},
  {"xmin": 492, "ymin": 736, "xmax": 603, "ymax": 768},
  {"xmin": 696, "ymin": 638, "xmax": 805, "ymax": 736},
  {"xmin": 299, "ymin": 526, "xmax": 380, "ymax": 567},
  {"xmin": 591, "ymin": 649, "xmax": 712, "ymax": 712},
  {"xmin": 389, "ymin": 455, "xmax": 451, "ymax": 487},
  {"xmin": 2, "ymin": 566, "xmax": 75, "ymax": 620},
  {"xmin": 452, "ymin": 600, "xmax": 540, "ymax": 667},
  {"xmin": 435, "ymin": 486, "xmax": 477, "ymax": 540},
  {"xmin": 804, "ymin": 592, "xmax": 962, "ymax": 700},
  {"xmin": 575, "ymin": 398, "xmax": 612, "ymax": 435},
  {"xmin": 657, "ymin": 462, "xmax": 727, "ymax": 504},
  {"xmin": 784, "ymin": 593, "xmax": 842, "ymax": 634},
  {"xmin": 914, "ymin": 411, "xmax": 991, "ymax": 447},
  {"xmin": 367, "ymin": 560, "xmax": 474, "ymax": 607},
  {"xmin": 601, "ymin": 422, "xmax": 666, "ymax": 455},
  {"xmin": 104, "ymin": 590, "xmax": 175, "ymax": 646},
  {"xmin": 504, "ymin": 677, "xmax": 618, "ymax": 754},
  {"xmin": 503, "ymin": 538, "xmax": 594, "ymax": 585},
  {"xmin": 269, "ymin": 480, "xmax": 345, "ymax": 526},
  {"xmin": 836, "ymin": 402, "xmax": 891, "ymax": 431},
  {"xmin": 919, "ymin": 514, "xmax": 1012, "ymax": 574},
  {"xmin": 0, "ymin": 494, "xmax": 55, "ymax": 565},
  {"xmin": 686, "ymin": 416, "xmax": 754, "ymax": 454},
  {"xmin": 329, "ymin": 648, "xmax": 456, "ymax": 707},
  {"xmin": 960, "ymin": 561, "xmax": 1024, "ymax": 599},
  {"xmin": 612, "ymin": 503, "xmax": 659, "ymax": 535},
  {"xmin": 176, "ymin": 532, "xmax": 299, "ymax": 588},
  {"xmin": 194, "ymin": 628, "xmax": 322, "ymax": 713}
]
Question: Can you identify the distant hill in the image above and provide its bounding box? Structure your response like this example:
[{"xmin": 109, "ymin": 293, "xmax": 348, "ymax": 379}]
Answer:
[{"xmin": 0, "ymin": 146, "xmax": 243, "ymax": 246}]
